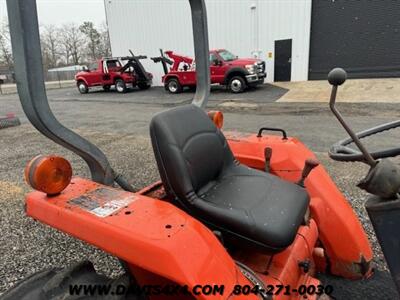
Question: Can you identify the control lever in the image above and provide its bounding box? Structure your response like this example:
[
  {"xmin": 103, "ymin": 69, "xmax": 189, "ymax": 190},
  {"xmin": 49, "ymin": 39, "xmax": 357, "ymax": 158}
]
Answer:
[
  {"xmin": 328, "ymin": 68, "xmax": 400, "ymax": 199},
  {"xmin": 297, "ymin": 159, "xmax": 320, "ymax": 187},
  {"xmin": 264, "ymin": 147, "xmax": 272, "ymax": 173},
  {"xmin": 328, "ymin": 68, "xmax": 376, "ymax": 167}
]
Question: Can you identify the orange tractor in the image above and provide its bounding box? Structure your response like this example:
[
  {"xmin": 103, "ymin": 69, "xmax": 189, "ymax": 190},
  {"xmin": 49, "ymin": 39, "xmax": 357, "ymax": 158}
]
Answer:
[{"xmin": 2, "ymin": 0, "xmax": 400, "ymax": 299}]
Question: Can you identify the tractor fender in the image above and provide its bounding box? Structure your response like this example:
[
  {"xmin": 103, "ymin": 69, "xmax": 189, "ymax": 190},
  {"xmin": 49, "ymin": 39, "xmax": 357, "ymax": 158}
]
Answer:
[
  {"xmin": 226, "ymin": 134, "xmax": 374, "ymax": 279},
  {"xmin": 223, "ymin": 67, "xmax": 249, "ymax": 85},
  {"xmin": 23, "ymin": 178, "xmax": 257, "ymax": 298}
]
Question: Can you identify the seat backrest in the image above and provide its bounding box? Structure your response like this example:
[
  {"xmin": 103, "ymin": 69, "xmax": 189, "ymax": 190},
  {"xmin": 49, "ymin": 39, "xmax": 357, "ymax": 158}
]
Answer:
[{"xmin": 150, "ymin": 105, "xmax": 234, "ymax": 201}]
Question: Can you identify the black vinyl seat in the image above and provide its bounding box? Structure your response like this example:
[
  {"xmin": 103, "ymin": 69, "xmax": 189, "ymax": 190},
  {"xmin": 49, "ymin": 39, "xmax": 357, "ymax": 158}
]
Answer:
[{"xmin": 150, "ymin": 105, "xmax": 309, "ymax": 252}]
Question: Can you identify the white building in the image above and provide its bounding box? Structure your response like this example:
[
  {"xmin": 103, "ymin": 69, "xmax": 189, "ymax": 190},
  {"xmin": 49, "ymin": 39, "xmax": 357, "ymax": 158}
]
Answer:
[
  {"xmin": 47, "ymin": 65, "xmax": 86, "ymax": 72},
  {"xmin": 105, "ymin": 0, "xmax": 400, "ymax": 86}
]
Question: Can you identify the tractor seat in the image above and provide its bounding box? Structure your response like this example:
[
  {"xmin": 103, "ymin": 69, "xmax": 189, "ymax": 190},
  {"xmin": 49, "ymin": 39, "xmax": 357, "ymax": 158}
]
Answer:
[{"xmin": 150, "ymin": 105, "xmax": 309, "ymax": 252}]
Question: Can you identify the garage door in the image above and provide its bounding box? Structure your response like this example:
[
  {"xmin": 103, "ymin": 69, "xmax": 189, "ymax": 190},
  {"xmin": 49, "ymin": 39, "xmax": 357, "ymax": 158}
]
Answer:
[{"xmin": 309, "ymin": 0, "xmax": 400, "ymax": 80}]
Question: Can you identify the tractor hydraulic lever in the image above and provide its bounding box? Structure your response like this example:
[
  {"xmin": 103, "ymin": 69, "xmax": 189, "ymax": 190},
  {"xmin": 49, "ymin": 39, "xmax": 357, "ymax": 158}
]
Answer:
[
  {"xmin": 328, "ymin": 68, "xmax": 376, "ymax": 167},
  {"xmin": 297, "ymin": 159, "xmax": 319, "ymax": 187},
  {"xmin": 264, "ymin": 147, "xmax": 272, "ymax": 173}
]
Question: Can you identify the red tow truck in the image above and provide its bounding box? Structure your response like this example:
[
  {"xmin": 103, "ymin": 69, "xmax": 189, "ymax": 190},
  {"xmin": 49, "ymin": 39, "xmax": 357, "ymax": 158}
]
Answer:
[
  {"xmin": 75, "ymin": 53, "xmax": 153, "ymax": 94},
  {"xmin": 152, "ymin": 49, "xmax": 266, "ymax": 93}
]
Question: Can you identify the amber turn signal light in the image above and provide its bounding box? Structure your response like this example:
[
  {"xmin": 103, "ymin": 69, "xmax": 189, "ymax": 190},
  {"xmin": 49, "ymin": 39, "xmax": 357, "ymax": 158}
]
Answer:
[
  {"xmin": 207, "ymin": 110, "xmax": 224, "ymax": 129},
  {"xmin": 24, "ymin": 155, "xmax": 72, "ymax": 195}
]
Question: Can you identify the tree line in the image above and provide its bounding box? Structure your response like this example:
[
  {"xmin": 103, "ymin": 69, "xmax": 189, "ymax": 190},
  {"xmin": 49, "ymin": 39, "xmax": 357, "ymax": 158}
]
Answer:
[{"xmin": 0, "ymin": 18, "xmax": 111, "ymax": 72}]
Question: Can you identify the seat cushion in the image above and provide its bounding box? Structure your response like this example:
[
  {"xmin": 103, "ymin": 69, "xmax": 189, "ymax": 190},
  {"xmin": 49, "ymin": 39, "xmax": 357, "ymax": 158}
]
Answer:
[
  {"xmin": 150, "ymin": 105, "xmax": 234, "ymax": 199},
  {"xmin": 150, "ymin": 105, "xmax": 309, "ymax": 252},
  {"xmin": 196, "ymin": 163, "xmax": 310, "ymax": 251}
]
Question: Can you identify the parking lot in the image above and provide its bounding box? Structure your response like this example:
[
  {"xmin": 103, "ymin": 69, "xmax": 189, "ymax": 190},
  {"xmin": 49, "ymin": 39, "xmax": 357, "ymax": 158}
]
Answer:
[{"xmin": 1, "ymin": 85, "xmax": 400, "ymax": 295}]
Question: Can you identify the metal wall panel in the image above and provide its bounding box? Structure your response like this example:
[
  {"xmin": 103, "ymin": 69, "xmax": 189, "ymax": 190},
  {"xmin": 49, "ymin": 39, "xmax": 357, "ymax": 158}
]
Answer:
[
  {"xmin": 105, "ymin": 0, "xmax": 312, "ymax": 85},
  {"xmin": 257, "ymin": 0, "xmax": 312, "ymax": 81},
  {"xmin": 309, "ymin": 0, "xmax": 400, "ymax": 80}
]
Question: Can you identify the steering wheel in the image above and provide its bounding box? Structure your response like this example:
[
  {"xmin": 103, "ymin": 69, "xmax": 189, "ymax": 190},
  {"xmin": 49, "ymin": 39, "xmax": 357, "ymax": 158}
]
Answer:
[
  {"xmin": 327, "ymin": 68, "xmax": 400, "ymax": 163},
  {"xmin": 329, "ymin": 120, "xmax": 400, "ymax": 162}
]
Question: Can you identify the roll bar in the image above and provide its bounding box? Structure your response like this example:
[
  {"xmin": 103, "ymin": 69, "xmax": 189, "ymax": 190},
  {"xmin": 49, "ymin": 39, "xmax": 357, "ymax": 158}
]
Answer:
[
  {"xmin": 189, "ymin": 0, "xmax": 211, "ymax": 108},
  {"xmin": 6, "ymin": 0, "xmax": 210, "ymax": 185}
]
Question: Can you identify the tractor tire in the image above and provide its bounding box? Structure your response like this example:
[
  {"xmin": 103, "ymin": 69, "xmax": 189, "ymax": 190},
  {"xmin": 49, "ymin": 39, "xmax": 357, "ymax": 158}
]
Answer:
[
  {"xmin": 138, "ymin": 83, "xmax": 151, "ymax": 90},
  {"xmin": 166, "ymin": 78, "xmax": 182, "ymax": 94},
  {"xmin": 0, "ymin": 261, "xmax": 140, "ymax": 300},
  {"xmin": 77, "ymin": 81, "xmax": 89, "ymax": 94},
  {"xmin": 228, "ymin": 76, "xmax": 246, "ymax": 93},
  {"xmin": 115, "ymin": 79, "xmax": 127, "ymax": 93},
  {"xmin": 103, "ymin": 85, "xmax": 111, "ymax": 92}
]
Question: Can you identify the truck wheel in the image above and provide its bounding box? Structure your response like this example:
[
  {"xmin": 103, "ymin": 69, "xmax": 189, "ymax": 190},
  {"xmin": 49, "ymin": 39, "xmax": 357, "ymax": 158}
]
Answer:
[
  {"xmin": 0, "ymin": 261, "xmax": 140, "ymax": 300},
  {"xmin": 77, "ymin": 81, "xmax": 89, "ymax": 94},
  {"xmin": 166, "ymin": 78, "xmax": 182, "ymax": 94},
  {"xmin": 115, "ymin": 79, "xmax": 127, "ymax": 93},
  {"xmin": 103, "ymin": 85, "xmax": 111, "ymax": 92},
  {"xmin": 138, "ymin": 83, "xmax": 151, "ymax": 90},
  {"xmin": 228, "ymin": 76, "xmax": 246, "ymax": 93}
]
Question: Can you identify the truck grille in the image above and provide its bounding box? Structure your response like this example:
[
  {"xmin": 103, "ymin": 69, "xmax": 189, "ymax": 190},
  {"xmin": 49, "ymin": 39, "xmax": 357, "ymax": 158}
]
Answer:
[{"xmin": 257, "ymin": 61, "xmax": 265, "ymax": 74}]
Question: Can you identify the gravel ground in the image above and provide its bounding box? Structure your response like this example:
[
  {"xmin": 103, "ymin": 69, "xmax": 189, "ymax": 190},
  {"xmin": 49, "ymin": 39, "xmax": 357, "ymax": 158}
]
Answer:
[
  {"xmin": 1, "ymin": 123, "xmax": 398, "ymax": 295},
  {"xmin": 0, "ymin": 125, "xmax": 160, "ymax": 293},
  {"xmin": 1, "ymin": 88, "xmax": 399, "ymax": 296}
]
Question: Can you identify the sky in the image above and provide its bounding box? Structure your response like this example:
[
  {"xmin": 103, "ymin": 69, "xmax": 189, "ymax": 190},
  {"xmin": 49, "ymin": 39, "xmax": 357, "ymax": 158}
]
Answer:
[{"xmin": 0, "ymin": 0, "xmax": 106, "ymax": 26}]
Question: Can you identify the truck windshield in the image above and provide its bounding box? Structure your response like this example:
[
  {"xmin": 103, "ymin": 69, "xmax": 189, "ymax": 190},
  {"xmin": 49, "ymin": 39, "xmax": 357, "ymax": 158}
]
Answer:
[
  {"xmin": 107, "ymin": 60, "xmax": 121, "ymax": 69},
  {"xmin": 88, "ymin": 63, "xmax": 97, "ymax": 71},
  {"xmin": 218, "ymin": 50, "xmax": 237, "ymax": 61}
]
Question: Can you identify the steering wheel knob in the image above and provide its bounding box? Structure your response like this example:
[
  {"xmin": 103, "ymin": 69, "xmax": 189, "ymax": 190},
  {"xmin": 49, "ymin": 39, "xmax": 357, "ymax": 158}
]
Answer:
[{"xmin": 328, "ymin": 68, "xmax": 347, "ymax": 86}]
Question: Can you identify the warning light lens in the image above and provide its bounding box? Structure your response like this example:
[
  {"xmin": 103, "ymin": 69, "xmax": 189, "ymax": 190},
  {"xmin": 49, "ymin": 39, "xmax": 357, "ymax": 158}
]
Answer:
[
  {"xmin": 207, "ymin": 111, "xmax": 224, "ymax": 129},
  {"xmin": 24, "ymin": 155, "xmax": 72, "ymax": 195}
]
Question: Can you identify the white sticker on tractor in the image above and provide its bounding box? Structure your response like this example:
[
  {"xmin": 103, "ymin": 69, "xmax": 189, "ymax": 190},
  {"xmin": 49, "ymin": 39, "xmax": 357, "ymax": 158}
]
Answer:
[
  {"xmin": 68, "ymin": 188, "xmax": 136, "ymax": 218},
  {"xmin": 90, "ymin": 198, "xmax": 134, "ymax": 217}
]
